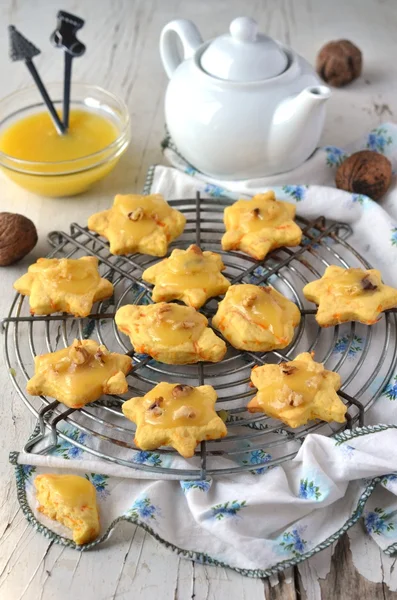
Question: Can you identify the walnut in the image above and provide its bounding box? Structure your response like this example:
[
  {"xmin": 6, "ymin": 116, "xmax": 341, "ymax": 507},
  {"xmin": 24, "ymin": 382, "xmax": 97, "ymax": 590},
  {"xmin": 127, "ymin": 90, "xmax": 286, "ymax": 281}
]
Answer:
[
  {"xmin": 361, "ymin": 274, "xmax": 378, "ymax": 291},
  {"xmin": 0, "ymin": 212, "xmax": 38, "ymax": 266},
  {"xmin": 70, "ymin": 340, "xmax": 90, "ymax": 365},
  {"xmin": 172, "ymin": 384, "xmax": 193, "ymax": 398},
  {"xmin": 281, "ymin": 364, "xmax": 297, "ymax": 375},
  {"xmin": 316, "ymin": 40, "xmax": 362, "ymax": 87},
  {"xmin": 335, "ymin": 150, "xmax": 392, "ymax": 201},
  {"xmin": 242, "ymin": 293, "xmax": 257, "ymax": 308},
  {"xmin": 173, "ymin": 405, "xmax": 196, "ymax": 420},
  {"xmin": 172, "ymin": 320, "xmax": 196, "ymax": 330},
  {"xmin": 128, "ymin": 207, "xmax": 144, "ymax": 221},
  {"xmin": 147, "ymin": 397, "xmax": 164, "ymax": 416},
  {"xmin": 189, "ymin": 244, "xmax": 203, "ymax": 255}
]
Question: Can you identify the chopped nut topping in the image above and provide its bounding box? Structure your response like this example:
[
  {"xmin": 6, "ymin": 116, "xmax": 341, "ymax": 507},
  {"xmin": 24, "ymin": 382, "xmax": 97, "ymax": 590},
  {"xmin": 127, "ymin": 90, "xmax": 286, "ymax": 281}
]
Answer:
[
  {"xmin": 128, "ymin": 207, "xmax": 144, "ymax": 221},
  {"xmin": 242, "ymin": 293, "xmax": 257, "ymax": 308},
  {"xmin": 158, "ymin": 304, "xmax": 172, "ymax": 313},
  {"xmin": 173, "ymin": 405, "xmax": 196, "ymax": 420},
  {"xmin": 189, "ymin": 245, "xmax": 203, "ymax": 255},
  {"xmin": 147, "ymin": 396, "xmax": 164, "ymax": 416},
  {"xmin": 287, "ymin": 391, "xmax": 304, "ymax": 407},
  {"xmin": 69, "ymin": 340, "xmax": 90, "ymax": 365},
  {"xmin": 53, "ymin": 357, "xmax": 71, "ymax": 373},
  {"xmin": 250, "ymin": 207, "xmax": 262, "ymax": 219},
  {"xmin": 361, "ymin": 274, "xmax": 378, "ymax": 291},
  {"xmin": 151, "ymin": 212, "xmax": 159, "ymax": 221},
  {"xmin": 172, "ymin": 384, "xmax": 194, "ymax": 398},
  {"xmin": 281, "ymin": 364, "xmax": 297, "ymax": 376},
  {"xmin": 94, "ymin": 345, "xmax": 109, "ymax": 364}
]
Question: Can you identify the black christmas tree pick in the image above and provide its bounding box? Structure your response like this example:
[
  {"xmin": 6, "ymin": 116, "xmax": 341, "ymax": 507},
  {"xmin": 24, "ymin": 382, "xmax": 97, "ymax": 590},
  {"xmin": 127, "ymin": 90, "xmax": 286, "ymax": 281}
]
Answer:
[
  {"xmin": 8, "ymin": 25, "xmax": 65, "ymax": 135},
  {"xmin": 51, "ymin": 11, "xmax": 86, "ymax": 131}
]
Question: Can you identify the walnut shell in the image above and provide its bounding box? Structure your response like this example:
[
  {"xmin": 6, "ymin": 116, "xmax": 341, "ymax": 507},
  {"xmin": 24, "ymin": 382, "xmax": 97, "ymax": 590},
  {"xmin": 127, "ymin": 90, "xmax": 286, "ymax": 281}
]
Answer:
[
  {"xmin": 335, "ymin": 150, "xmax": 392, "ymax": 201},
  {"xmin": 316, "ymin": 40, "xmax": 362, "ymax": 87},
  {"xmin": 0, "ymin": 212, "xmax": 38, "ymax": 266}
]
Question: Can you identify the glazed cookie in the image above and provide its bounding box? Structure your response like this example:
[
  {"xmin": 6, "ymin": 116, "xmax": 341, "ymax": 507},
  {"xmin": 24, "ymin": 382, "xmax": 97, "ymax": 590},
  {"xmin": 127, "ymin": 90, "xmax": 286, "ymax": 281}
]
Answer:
[
  {"xmin": 248, "ymin": 352, "xmax": 346, "ymax": 428},
  {"xmin": 122, "ymin": 382, "xmax": 227, "ymax": 458},
  {"xmin": 14, "ymin": 257, "xmax": 113, "ymax": 317},
  {"xmin": 115, "ymin": 302, "xmax": 226, "ymax": 364},
  {"xmin": 35, "ymin": 474, "xmax": 100, "ymax": 545},
  {"xmin": 88, "ymin": 194, "xmax": 186, "ymax": 256},
  {"xmin": 221, "ymin": 191, "xmax": 302, "ymax": 260},
  {"xmin": 142, "ymin": 244, "xmax": 230, "ymax": 308},
  {"xmin": 212, "ymin": 284, "xmax": 301, "ymax": 352},
  {"xmin": 26, "ymin": 339, "xmax": 132, "ymax": 408},
  {"xmin": 303, "ymin": 265, "xmax": 397, "ymax": 326}
]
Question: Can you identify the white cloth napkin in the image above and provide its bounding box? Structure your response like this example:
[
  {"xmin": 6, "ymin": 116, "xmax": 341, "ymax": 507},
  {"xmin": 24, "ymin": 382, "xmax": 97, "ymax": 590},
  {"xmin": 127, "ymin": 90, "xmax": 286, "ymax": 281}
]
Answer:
[{"xmin": 12, "ymin": 122, "xmax": 397, "ymax": 575}]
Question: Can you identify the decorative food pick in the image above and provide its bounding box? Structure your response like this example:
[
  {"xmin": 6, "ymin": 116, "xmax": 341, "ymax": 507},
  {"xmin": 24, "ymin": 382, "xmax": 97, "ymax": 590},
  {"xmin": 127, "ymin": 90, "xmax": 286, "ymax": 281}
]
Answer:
[
  {"xmin": 88, "ymin": 194, "xmax": 186, "ymax": 257},
  {"xmin": 248, "ymin": 352, "xmax": 346, "ymax": 428},
  {"xmin": 221, "ymin": 191, "xmax": 302, "ymax": 260},
  {"xmin": 13, "ymin": 256, "xmax": 113, "ymax": 317},
  {"xmin": 142, "ymin": 244, "xmax": 230, "ymax": 309},
  {"xmin": 115, "ymin": 302, "xmax": 227, "ymax": 364},
  {"xmin": 51, "ymin": 10, "xmax": 86, "ymax": 130},
  {"xmin": 26, "ymin": 339, "xmax": 132, "ymax": 409},
  {"xmin": 303, "ymin": 266, "xmax": 397, "ymax": 326},
  {"xmin": 35, "ymin": 474, "xmax": 100, "ymax": 545},
  {"xmin": 212, "ymin": 284, "xmax": 300, "ymax": 352},
  {"xmin": 8, "ymin": 25, "xmax": 65, "ymax": 135},
  {"xmin": 122, "ymin": 382, "xmax": 227, "ymax": 458}
]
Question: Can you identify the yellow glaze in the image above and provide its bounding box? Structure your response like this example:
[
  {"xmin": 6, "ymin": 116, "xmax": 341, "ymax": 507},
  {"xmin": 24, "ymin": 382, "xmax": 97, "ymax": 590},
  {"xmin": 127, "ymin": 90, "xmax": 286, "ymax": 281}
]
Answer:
[
  {"xmin": 14, "ymin": 256, "xmax": 113, "ymax": 317},
  {"xmin": 0, "ymin": 109, "xmax": 119, "ymax": 197},
  {"xmin": 221, "ymin": 191, "xmax": 302, "ymax": 260},
  {"xmin": 142, "ymin": 244, "xmax": 230, "ymax": 308},
  {"xmin": 212, "ymin": 284, "xmax": 300, "ymax": 352},
  {"xmin": 115, "ymin": 302, "xmax": 226, "ymax": 364},
  {"xmin": 248, "ymin": 352, "xmax": 346, "ymax": 428},
  {"xmin": 122, "ymin": 382, "xmax": 227, "ymax": 457},
  {"xmin": 88, "ymin": 194, "xmax": 186, "ymax": 256},
  {"xmin": 35, "ymin": 474, "xmax": 100, "ymax": 545},
  {"xmin": 26, "ymin": 339, "xmax": 132, "ymax": 408},
  {"xmin": 303, "ymin": 265, "xmax": 397, "ymax": 326}
]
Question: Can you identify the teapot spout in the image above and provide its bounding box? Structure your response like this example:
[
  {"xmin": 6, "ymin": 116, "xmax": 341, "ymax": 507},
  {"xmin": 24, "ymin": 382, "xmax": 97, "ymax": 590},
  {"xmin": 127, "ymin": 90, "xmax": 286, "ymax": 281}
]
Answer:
[{"xmin": 270, "ymin": 85, "xmax": 331, "ymax": 168}]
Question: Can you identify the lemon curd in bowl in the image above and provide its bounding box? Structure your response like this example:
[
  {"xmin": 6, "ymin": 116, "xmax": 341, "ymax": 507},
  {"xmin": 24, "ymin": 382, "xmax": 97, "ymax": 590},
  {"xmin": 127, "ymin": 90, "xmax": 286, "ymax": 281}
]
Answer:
[{"xmin": 0, "ymin": 83, "xmax": 130, "ymax": 197}]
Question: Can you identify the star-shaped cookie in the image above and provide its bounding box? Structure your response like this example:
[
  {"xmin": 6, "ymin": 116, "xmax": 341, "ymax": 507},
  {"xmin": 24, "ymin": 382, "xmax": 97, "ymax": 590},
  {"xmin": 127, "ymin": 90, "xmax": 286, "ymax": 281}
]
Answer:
[
  {"xmin": 303, "ymin": 265, "xmax": 397, "ymax": 326},
  {"xmin": 88, "ymin": 193, "xmax": 186, "ymax": 256},
  {"xmin": 221, "ymin": 191, "xmax": 302, "ymax": 260},
  {"xmin": 247, "ymin": 352, "xmax": 346, "ymax": 428},
  {"xmin": 35, "ymin": 474, "xmax": 100, "ymax": 545},
  {"xmin": 142, "ymin": 244, "xmax": 230, "ymax": 308},
  {"xmin": 212, "ymin": 284, "xmax": 301, "ymax": 352},
  {"xmin": 26, "ymin": 339, "xmax": 132, "ymax": 408},
  {"xmin": 115, "ymin": 302, "xmax": 226, "ymax": 364},
  {"xmin": 14, "ymin": 256, "xmax": 113, "ymax": 317},
  {"xmin": 122, "ymin": 382, "xmax": 227, "ymax": 458}
]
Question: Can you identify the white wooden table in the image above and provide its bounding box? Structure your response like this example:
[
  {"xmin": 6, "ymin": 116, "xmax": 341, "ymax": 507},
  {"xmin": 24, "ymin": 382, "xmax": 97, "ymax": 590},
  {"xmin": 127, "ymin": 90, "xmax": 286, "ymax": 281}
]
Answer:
[{"xmin": 1, "ymin": 1, "xmax": 397, "ymax": 598}]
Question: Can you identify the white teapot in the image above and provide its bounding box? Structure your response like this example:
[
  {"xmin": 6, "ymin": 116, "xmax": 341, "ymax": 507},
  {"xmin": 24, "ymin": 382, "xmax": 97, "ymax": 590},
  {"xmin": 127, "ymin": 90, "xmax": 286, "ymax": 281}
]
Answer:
[{"xmin": 160, "ymin": 17, "xmax": 330, "ymax": 179}]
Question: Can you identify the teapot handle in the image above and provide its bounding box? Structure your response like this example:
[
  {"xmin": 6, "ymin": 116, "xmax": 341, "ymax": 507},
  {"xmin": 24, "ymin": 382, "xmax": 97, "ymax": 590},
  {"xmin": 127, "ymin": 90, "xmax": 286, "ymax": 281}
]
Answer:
[{"xmin": 160, "ymin": 19, "xmax": 203, "ymax": 78}]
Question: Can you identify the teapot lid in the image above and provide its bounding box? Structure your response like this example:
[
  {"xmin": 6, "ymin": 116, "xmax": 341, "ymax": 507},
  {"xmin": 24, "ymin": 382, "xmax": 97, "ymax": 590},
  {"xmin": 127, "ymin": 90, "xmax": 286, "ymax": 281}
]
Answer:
[{"xmin": 200, "ymin": 17, "xmax": 288, "ymax": 82}]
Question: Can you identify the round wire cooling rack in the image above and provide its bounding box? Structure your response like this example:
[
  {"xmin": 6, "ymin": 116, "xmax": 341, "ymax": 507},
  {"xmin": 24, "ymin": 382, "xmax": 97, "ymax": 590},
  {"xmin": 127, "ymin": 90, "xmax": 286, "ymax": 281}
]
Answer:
[{"xmin": 3, "ymin": 194, "xmax": 397, "ymax": 481}]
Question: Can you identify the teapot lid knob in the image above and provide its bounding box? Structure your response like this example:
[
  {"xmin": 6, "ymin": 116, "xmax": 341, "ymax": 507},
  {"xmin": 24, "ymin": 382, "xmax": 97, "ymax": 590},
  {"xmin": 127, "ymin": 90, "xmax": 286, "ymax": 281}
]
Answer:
[{"xmin": 230, "ymin": 17, "xmax": 258, "ymax": 43}]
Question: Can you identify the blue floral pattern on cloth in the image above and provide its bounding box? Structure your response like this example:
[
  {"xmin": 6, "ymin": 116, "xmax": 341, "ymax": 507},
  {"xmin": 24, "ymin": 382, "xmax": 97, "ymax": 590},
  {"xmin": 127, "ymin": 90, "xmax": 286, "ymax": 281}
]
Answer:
[
  {"xmin": 299, "ymin": 478, "xmax": 322, "ymax": 500},
  {"xmin": 204, "ymin": 183, "xmax": 227, "ymax": 198},
  {"xmin": 338, "ymin": 444, "xmax": 356, "ymax": 459},
  {"xmin": 210, "ymin": 500, "xmax": 247, "ymax": 521},
  {"xmin": 381, "ymin": 474, "xmax": 397, "ymax": 489},
  {"xmin": 20, "ymin": 465, "xmax": 36, "ymax": 486},
  {"xmin": 367, "ymin": 127, "xmax": 393, "ymax": 153},
  {"xmin": 241, "ymin": 449, "xmax": 272, "ymax": 475},
  {"xmin": 282, "ymin": 185, "xmax": 307, "ymax": 202},
  {"xmin": 133, "ymin": 451, "xmax": 162, "ymax": 467},
  {"xmin": 85, "ymin": 473, "xmax": 110, "ymax": 499},
  {"xmin": 279, "ymin": 526, "xmax": 308, "ymax": 557},
  {"xmin": 53, "ymin": 429, "xmax": 87, "ymax": 459},
  {"xmin": 180, "ymin": 480, "xmax": 212, "ymax": 493},
  {"xmin": 247, "ymin": 265, "xmax": 278, "ymax": 286},
  {"xmin": 364, "ymin": 507, "xmax": 395, "ymax": 534},
  {"xmin": 383, "ymin": 375, "xmax": 397, "ymax": 400},
  {"xmin": 390, "ymin": 227, "xmax": 397, "ymax": 247},
  {"xmin": 324, "ymin": 146, "xmax": 348, "ymax": 167},
  {"xmin": 127, "ymin": 496, "xmax": 160, "ymax": 521},
  {"xmin": 333, "ymin": 335, "xmax": 363, "ymax": 359}
]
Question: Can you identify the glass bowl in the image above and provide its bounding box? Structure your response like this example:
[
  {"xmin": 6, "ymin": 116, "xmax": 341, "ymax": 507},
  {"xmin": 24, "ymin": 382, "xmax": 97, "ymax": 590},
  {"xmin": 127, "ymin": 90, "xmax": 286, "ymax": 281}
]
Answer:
[{"xmin": 0, "ymin": 83, "xmax": 130, "ymax": 197}]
